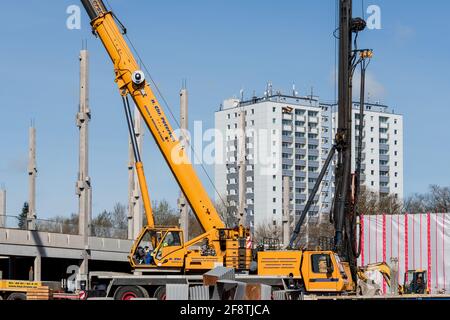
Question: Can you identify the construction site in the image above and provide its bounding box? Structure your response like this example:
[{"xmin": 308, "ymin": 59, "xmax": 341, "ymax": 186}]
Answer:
[{"xmin": 0, "ymin": 0, "xmax": 449, "ymax": 304}]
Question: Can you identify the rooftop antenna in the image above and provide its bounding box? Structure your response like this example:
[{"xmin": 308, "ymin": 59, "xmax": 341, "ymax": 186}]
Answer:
[
  {"xmin": 240, "ymin": 88, "xmax": 244, "ymax": 102},
  {"xmin": 268, "ymin": 82, "xmax": 273, "ymax": 96},
  {"xmin": 292, "ymin": 83, "xmax": 296, "ymax": 96}
]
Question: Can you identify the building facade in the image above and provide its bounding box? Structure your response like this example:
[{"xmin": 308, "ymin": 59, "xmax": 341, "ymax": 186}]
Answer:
[{"xmin": 215, "ymin": 92, "xmax": 403, "ymax": 231}]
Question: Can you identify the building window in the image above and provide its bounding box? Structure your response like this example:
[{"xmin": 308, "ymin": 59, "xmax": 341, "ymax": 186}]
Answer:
[
  {"xmin": 227, "ymin": 114, "xmax": 230, "ymax": 119},
  {"xmin": 395, "ymin": 172, "xmax": 398, "ymax": 177},
  {"xmin": 395, "ymin": 140, "xmax": 398, "ymax": 145},
  {"xmin": 371, "ymin": 170, "xmax": 374, "ymax": 175},
  {"xmin": 273, "ymin": 198, "xmax": 276, "ymax": 203},
  {"xmin": 273, "ymin": 186, "xmax": 276, "ymax": 192},
  {"xmin": 251, "ymin": 120, "xmax": 255, "ymax": 126},
  {"xmin": 273, "ymin": 107, "xmax": 276, "ymax": 112},
  {"xmin": 311, "ymin": 254, "xmax": 333, "ymax": 274},
  {"xmin": 273, "ymin": 209, "xmax": 276, "ymax": 214},
  {"xmin": 395, "ymin": 151, "xmax": 398, "ymax": 156},
  {"xmin": 252, "ymin": 109, "xmax": 254, "ymax": 114},
  {"xmin": 371, "ymin": 159, "xmax": 374, "ymax": 165},
  {"xmin": 394, "ymin": 130, "xmax": 398, "ymax": 134},
  {"xmin": 395, "ymin": 162, "xmax": 398, "ymax": 167},
  {"xmin": 273, "ymin": 118, "xmax": 276, "ymax": 124},
  {"xmin": 371, "ymin": 181, "xmax": 374, "ymax": 186},
  {"xmin": 371, "ymin": 127, "xmax": 374, "ymax": 132}
]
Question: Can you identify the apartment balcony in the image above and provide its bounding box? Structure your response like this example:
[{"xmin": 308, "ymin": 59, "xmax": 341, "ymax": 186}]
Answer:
[
  {"xmin": 296, "ymin": 115, "xmax": 306, "ymax": 122},
  {"xmin": 380, "ymin": 133, "xmax": 389, "ymax": 140},
  {"xmin": 283, "ymin": 170, "xmax": 294, "ymax": 177},
  {"xmin": 282, "ymin": 158, "xmax": 293, "ymax": 166},
  {"xmin": 308, "ymin": 149, "xmax": 319, "ymax": 157},
  {"xmin": 379, "ymin": 154, "xmax": 390, "ymax": 162},
  {"xmin": 295, "ymin": 159, "xmax": 307, "ymax": 167},
  {"xmin": 309, "ymin": 138, "xmax": 319, "ymax": 146},
  {"xmin": 380, "ymin": 122, "xmax": 389, "ymax": 129},
  {"xmin": 309, "ymin": 116, "xmax": 319, "ymax": 123},
  {"xmin": 295, "ymin": 171, "xmax": 307, "ymax": 178},
  {"xmin": 227, "ymin": 140, "xmax": 237, "ymax": 147},
  {"xmin": 380, "ymin": 165, "xmax": 390, "ymax": 172},
  {"xmin": 295, "ymin": 194, "xmax": 307, "ymax": 201},
  {"xmin": 309, "ymin": 172, "xmax": 320, "ymax": 179},
  {"xmin": 283, "ymin": 125, "xmax": 293, "ymax": 132},
  {"xmin": 309, "ymin": 161, "xmax": 320, "ymax": 168},
  {"xmin": 380, "ymin": 176, "xmax": 390, "ymax": 183},
  {"xmin": 283, "ymin": 113, "xmax": 293, "ymax": 120},
  {"xmin": 308, "ymin": 128, "xmax": 318, "ymax": 135},
  {"xmin": 282, "ymin": 147, "xmax": 293, "ymax": 155},
  {"xmin": 379, "ymin": 144, "xmax": 389, "ymax": 151},
  {"xmin": 296, "ymin": 148, "xmax": 307, "ymax": 156},
  {"xmin": 282, "ymin": 136, "xmax": 293, "ymax": 144},
  {"xmin": 296, "ymin": 182, "xmax": 307, "ymax": 189},
  {"xmin": 380, "ymin": 186, "xmax": 390, "ymax": 194},
  {"xmin": 296, "ymin": 137, "xmax": 307, "ymax": 144},
  {"xmin": 296, "ymin": 126, "xmax": 306, "ymax": 133}
]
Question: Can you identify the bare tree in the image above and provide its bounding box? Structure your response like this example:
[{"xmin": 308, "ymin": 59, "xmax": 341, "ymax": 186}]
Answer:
[
  {"xmin": 91, "ymin": 210, "xmax": 113, "ymax": 237},
  {"xmin": 254, "ymin": 221, "xmax": 281, "ymax": 245},
  {"xmin": 357, "ymin": 187, "xmax": 403, "ymax": 215},
  {"xmin": 215, "ymin": 198, "xmax": 238, "ymax": 228},
  {"xmin": 404, "ymin": 185, "xmax": 450, "ymax": 213}
]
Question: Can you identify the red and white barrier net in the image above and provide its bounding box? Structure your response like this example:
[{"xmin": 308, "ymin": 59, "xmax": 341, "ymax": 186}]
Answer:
[{"xmin": 358, "ymin": 213, "xmax": 449, "ymax": 294}]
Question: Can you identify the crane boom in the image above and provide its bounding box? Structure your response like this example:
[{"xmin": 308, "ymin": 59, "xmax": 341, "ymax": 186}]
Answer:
[{"xmin": 80, "ymin": 0, "xmax": 225, "ymax": 232}]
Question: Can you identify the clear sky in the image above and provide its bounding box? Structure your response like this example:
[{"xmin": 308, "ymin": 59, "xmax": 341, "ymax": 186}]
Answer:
[{"xmin": 0, "ymin": 1, "xmax": 449, "ymax": 220}]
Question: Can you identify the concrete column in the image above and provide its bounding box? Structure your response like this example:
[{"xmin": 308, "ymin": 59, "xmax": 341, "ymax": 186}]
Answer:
[
  {"xmin": 0, "ymin": 189, "xmax": 5, "ymax": 228},
  {"xmin": 178, "ymin": 86, "xmax": 189, "ymax": 241},
  {"xmin": 282, "ymin": 176, "xmax": 291, "ymax": 247},
  {"xmin": 34, "ymin": 255, "xmax": 42, "ymax": 281},
  {"xmin": 237, "ymin": 109, "xmax": 247, "ymax": 227},
  {"xmin": 76, "ymin": 49, "xmax": 91, "ymax": 278},
  {"xmin": 28, "ymin": 126, "xmax": 37, "ymax": 230},
  {"xmin": 128, "ymin": 107, "xmax": 143, "ymax": 240}
]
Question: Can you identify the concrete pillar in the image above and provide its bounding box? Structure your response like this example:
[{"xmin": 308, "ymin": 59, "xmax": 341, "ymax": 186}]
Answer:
[
  {"xmin": 237, "ymin": 109, "xmax": 247, "ymax": 227},
  {"xmin": 178, "ymin": 86, "xmax": 189, "ymax": 241},
  {"xmin": 0, "ymin": 189, "xmax": 5, "ymax": 228},
  {"xmin": 34, "ymin": 255, "xmax": 42, "ymax": 281},
  {"xmin": 282, "ymin": 176, "xmax": 291, "ymax": 247},
  {"xmin": 128, "ymin": 107, "xmax": 143, "ymax": 240},
  {"xmin": 76, "ymin": 49, "xmax": 91, "ymax": 277},
  {"xmin": 28, "ymin": 126, "xmax": 37, "ymax": 230}
]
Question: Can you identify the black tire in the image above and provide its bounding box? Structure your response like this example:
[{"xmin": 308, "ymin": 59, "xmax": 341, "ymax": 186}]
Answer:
[
  {"xmin": 113, "ymin": 286, "xmax": 149, "ymax": 300},
  {"xmin": 153, "ymin": 286, "xmax": 166, "ymax": 300},
  {"xmin": 7, "ymin": 292, "xmax": 27, "ymax": 300}
]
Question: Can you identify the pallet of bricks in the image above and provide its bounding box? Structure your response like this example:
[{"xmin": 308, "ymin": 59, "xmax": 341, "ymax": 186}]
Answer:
[{"xmin": 27, "ymin": 286, "xmax": 52, "ymax": 300}]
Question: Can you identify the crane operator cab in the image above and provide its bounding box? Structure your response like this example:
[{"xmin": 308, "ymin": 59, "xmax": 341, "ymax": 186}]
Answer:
[{"xmin": 129, "ymin": 226, "xmax": 185, "ymax": 270}]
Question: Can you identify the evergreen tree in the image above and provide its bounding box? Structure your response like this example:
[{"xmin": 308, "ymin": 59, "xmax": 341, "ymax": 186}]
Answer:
[{"xmin": 18, "ymin": 202, "xmax": 29, "ymax": 230}]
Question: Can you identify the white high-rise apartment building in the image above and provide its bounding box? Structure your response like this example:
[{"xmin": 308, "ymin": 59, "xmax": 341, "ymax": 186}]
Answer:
[{"xmin": 215, "ymin": 90, "xmax": 404, "ymax": 231}]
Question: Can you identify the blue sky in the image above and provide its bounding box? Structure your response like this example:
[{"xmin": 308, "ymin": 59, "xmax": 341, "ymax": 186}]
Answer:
[{"xmin": 0, "ymin": 1, "xmax": 449, "ymax": 220}]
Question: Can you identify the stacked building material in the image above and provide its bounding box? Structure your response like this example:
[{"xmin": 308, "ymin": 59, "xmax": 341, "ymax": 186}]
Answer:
[{"xmin": 27, "ymin": 286, "xmax": 51, "ymax": 300}]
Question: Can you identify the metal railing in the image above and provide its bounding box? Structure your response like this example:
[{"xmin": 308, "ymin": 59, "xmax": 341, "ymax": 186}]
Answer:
[{"xmin": 0, "ymin": 215, "xmax": 127, "ymax": 239}]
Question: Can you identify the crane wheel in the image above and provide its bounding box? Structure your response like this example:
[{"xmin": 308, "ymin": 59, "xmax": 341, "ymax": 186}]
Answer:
[
  {"xmin": 113, "ymin": 286, "xmax": 149, "ymax": 300},
  {"xmin": 7, "ymin": 292, "xmax": 27, "ymax": 300},
  {"xmin": 153, "ymin": 286, "xmax": 166, "ymax": 300}
]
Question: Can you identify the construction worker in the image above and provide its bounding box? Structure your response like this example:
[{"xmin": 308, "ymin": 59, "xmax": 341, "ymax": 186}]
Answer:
[
  {"xmin": 144, "ymin": 246, "xmax": 153, "ymax": 264},
  {"xmin": 318, "ymin": 256, "xmax": 328, "ymax": 273}
]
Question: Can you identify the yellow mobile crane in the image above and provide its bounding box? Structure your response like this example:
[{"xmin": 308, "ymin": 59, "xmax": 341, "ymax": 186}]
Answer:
[{"xmin": 80, "ymin": 0, "xmax": 356, "ymax": 299}]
